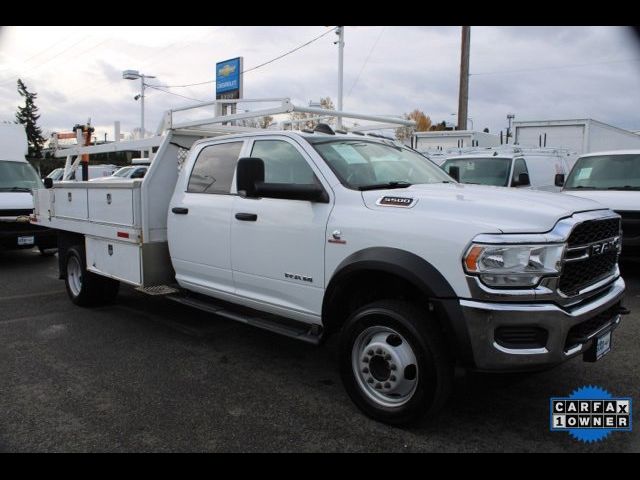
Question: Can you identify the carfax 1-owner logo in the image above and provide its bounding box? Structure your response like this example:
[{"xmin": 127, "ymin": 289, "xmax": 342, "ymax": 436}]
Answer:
[{"xmin": 550, "ymin": 386, "xmax": 632, "ymax": 443}]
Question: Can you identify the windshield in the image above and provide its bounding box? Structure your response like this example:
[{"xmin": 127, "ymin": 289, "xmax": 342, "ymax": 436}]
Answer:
[
  {"xmin": 564, "ymin": 154, "xmax": 640, "ymax": 190},
  {"xmin": 308, "ymin": 139, "xmax": 452, "ymax": 190},
  {"xmin": 113, "ymin": 166, "xmax": 133, "ymax": 178},
  {"xmin": 0, "ymin": 160, "xmax": 43, "ymax": 191},
  {"xmin": 441, "ymin": 157, "xmax": 511, "ymax": 187},
  {"xmin": 47, "ymin": 168, "xmax": 64, "ymax": 180}
]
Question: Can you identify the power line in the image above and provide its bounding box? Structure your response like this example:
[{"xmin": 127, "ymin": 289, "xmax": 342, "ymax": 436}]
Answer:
[
  {"xmin": 151, "ymin": 26, "xmax": 338, "ymax": 89},
  {"xmin": 145, "ymin": 84, "xmax": 206, "ymax": 103},
  {"xmin": 242, "ymin": 26, "xmax": 337, "ymax": 75},
  {"xmin": 0, "ymin": 33, "xmax": 76, "ymax": 71},
  {"xmin": 0, "ymin": 35, "xmax": 91, "ymax": 86},
  {"xmin": 347, "ymin": 26, "xmax": 386, "ymax": 97},
  {"xmin": 471, "ymin": 58, "xmax": 640, "ymax": 76}
]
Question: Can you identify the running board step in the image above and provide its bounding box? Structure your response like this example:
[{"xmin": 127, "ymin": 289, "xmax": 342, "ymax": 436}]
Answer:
[
  {"xmin": 165, "ymin": 294, "xmax": 322, "ymax": 345},
  {"xmin": 136, "ymin": 284, "xmax": 180, "ymax": 296}
]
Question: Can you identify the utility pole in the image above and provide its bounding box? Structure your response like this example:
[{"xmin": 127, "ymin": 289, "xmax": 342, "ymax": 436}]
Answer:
[
  {"xmin": 335, "ymin": 26, "xmax": 345, "ymax": 129},
  {"xmin": 457, "ymin": 26, "xmax": 471, "ymax": 131},
  {"xmin": 507, "ymin": 113, "xmax": 515, "ymax": 144}
]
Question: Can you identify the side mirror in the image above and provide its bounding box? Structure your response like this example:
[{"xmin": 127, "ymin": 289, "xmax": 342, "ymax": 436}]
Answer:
[
  {"xmin": 237, "ymin": 157, "xmax": 265, "ymax": 198},
  {"xmin": 514, "ymin": 172, "xmax": 530, "ymax": 187},
  {"xmin": 254, "ymin": 182, "xmax": 328, "ymax": 202},
  {"xmin": 237, "ymin": 157, "xmax": 328, "ymax": 203},
  {"xmin": 44, "ymin": 177, "xmax": 53, "ymax": 189},
  {"xmin": 554, "ymin": 173, "xmax": 565, "ymax": 187},
  {"xmin": 448, "ymin": 165, "xmax": 460, "ymax": 182}
]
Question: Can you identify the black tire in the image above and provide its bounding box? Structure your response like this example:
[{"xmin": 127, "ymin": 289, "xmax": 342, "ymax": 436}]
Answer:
[
  {"xmin": 64, "ymin": 246, "xmax": 120, "ymax": 307},
  {"xmin": 339, "ymin": 300, "xmax": 453, "ymax": 425}
]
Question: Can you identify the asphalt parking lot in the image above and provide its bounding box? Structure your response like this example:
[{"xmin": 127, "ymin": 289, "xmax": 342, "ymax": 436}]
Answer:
[{"xmin": 0, "ymin": 248, "xmax": 638, "ymax": 452}]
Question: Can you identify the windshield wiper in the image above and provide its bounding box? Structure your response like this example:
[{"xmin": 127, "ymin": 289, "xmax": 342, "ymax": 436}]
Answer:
[
  {"xmin": 607, "ymin": 186, "xmax": 640, "ymax": 190},
  {"xmin": 569, "ymin": 186, "xmax": 597, "ymax": 190},
  {"xmin": 358, "ymin": 181, "xmax": 412, "ymax": 191},
  {"xmin": 0, "ymin": 187, "xmax": 33, "ymax": 192}
]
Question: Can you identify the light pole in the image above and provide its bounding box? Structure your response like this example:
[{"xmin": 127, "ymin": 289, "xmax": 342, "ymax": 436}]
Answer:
[
  {"xmin": 123, "ymin": 70, "xmax": 156, "ymax": 140},
  {"xmin": 335, "ymin": 26, "xmax": 344, "ymax": 129}
]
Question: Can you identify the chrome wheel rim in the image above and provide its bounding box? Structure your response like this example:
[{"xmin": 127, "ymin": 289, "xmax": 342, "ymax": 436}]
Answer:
[
  {"xmin": 67, "ymin": 256, "xmax": 82, "ymax": 297},
  {"xmin": 351, "ymin": 325, "xmax": 419, "ymax": 408}
]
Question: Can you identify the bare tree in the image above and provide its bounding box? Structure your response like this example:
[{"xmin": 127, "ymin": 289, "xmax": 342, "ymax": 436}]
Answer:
[
  {"xmin": 259, "ymin": 115, "xmax": 274, "ymax": 129},
  {"xmin": 289, "ymin": 96, "xmax": 336, "ymax": 130}
]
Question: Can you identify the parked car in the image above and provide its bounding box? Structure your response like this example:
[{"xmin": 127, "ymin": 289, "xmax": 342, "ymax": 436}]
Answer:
[
  {"xmin": 1, "ymin": 124, "xmax": 56, "ymax": 254},
  {"xmin": 33, "ymin": 101, "xmax": 627, "ymax": 425},
  {"xmin": 441, "ymin": 147, "xmax": 574, "ymax": 191},
  {"xmin": 46, "ymin": 164, "xmax": 118, "ymax": 181},
  {"xmin": 559, "ymin": 149, "xmax": 640, "ymax": 258},
  {"xmin": 89, "ymin": 165, "xmax": 148, "ymax": 182}
]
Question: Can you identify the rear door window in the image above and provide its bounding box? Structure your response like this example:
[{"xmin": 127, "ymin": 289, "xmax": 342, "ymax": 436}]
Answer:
[{"xmin": 188, "ymin": 142, "xmax": 243, "ymax": 194}]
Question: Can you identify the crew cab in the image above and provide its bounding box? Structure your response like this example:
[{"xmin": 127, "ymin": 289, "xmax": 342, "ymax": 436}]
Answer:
[{"xmin": 32, "ymin": 99, "xmax": 628, "ymax": 424}]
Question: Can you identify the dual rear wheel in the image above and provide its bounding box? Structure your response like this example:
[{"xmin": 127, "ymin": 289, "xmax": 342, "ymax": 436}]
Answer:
[{"xmin": 64, "ymin": 246, "xmax": 120, "ymax": 307}]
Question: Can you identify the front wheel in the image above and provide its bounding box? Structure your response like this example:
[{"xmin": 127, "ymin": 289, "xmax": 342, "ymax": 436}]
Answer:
[
  {"xmin": 339, "ymin": 300, "xmax": 453, "ymax": 425},
  {"xmin": 65, "ymin": 246, "xmax": 120, "ymax": 307}
]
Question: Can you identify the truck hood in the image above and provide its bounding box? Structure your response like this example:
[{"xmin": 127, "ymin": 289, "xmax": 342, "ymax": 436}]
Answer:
[
  {"xmin": 562, "ymin": 190, "xmax": 640, "ymax": 212},
  {"xmin": 361, "ymin": 183, "xmax": 607, "ymax": 233},
  {"xmin": 0, "ymin": 191, "xmax": 34, "ymax": 214}
]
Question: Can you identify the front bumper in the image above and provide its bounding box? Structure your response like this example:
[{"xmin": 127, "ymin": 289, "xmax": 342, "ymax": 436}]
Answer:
[
  {"xmin": 460, "ymin": 276, "xmax": 626, "ymax": 371},
  {"xmin": 0, "ymin": 221, "xmax": 57, "ymax": 250}
]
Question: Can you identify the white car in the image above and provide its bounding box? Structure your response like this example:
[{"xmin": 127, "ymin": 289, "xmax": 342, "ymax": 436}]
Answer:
[
  {"xmin": 560, "ymin": 149, "xmax": 640, "ymax": 258},
  {"xmin": 46, "ymin": 165, "xmax": 118, "ymax": 181},
  {"xmin": 441, "ymin": 146, "xmax": 574, "ymax": 191},
  {"xmin": 89, "ymin": 165, "xmax": 148, "ymax": 182}
]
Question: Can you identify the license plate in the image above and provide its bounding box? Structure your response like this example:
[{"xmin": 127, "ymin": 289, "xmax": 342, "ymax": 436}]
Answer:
[
  {"xmin": 17, "ymin": 235, "xmax": 35, "ymax": 246},
  {"xmin": 595, "ymin": 331, "xmax": 612, "ymax": 360}
]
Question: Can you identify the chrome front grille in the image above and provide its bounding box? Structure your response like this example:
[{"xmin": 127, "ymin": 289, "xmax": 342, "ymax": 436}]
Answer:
[{"xmin": 559, "ymin": 218, "xmax": 621, "ymax": 296}]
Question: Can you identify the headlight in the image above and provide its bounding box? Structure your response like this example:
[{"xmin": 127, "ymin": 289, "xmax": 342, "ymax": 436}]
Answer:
[{"xmin": 463, "ymin": 243, "xmax": 565, "ymax": 287}]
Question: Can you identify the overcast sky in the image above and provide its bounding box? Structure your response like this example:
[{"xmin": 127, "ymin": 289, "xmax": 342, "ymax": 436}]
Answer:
[{"xmin": 1, "ymin": 26, "xmax": 639, "ymax": 141}]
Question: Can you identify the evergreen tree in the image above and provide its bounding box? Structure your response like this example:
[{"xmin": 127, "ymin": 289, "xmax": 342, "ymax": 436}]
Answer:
[{"xmin": 15, "ymin": 79, "xmax": 46, "ymax": 158}]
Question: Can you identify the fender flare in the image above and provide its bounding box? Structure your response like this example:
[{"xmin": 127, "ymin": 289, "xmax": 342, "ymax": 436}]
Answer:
[
  {"xmin": 322, "ymin": 247, "xmax": 457, "ymax": 319},
  {"xmin": 322, "ymin": 247, "xmax": 473, "ymax": 365}
]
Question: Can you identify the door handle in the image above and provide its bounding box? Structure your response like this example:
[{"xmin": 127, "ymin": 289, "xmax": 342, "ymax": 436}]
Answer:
[
  {"xmin": 235, "ymin": 213, "xmax": 257, "ymax": 221},
  {"xmin": 172, "ymin": 207, "xmax": 189, "ymax": 214}
]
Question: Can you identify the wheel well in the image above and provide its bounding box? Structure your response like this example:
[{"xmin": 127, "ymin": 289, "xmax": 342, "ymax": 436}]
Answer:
[
  {"xmin": 56, "ymin": 231, "xmax": 85, "ymax": 279},
  {"xmin": 323, "ymin": 270, "xmax": 428, "ymax": 336}
]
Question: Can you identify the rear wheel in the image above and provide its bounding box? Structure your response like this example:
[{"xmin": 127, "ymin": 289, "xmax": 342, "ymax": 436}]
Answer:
[
  {"xmin": 339, "ymin": 300, "xmax": 453, "ymax": 425},
  {"xmin": 65, "ymin": 246, "xmax": 119, "ymax": 306}
]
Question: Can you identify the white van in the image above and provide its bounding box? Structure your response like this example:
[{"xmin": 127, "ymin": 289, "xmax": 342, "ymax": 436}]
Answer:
[
  {"xmin": 560, "ymin": 149, "xmax": 640, "ymax": 258},
  {"xmin": 0, "ymin": 124, "xmax": 56, "ymax": 253},
  {"xmin": 441, "ymin": 146, "xmax": 575, "ymax": 191}
]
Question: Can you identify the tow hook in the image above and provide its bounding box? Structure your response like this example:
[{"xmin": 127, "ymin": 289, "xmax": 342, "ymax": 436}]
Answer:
[{"xmin": 617, "ymin": 306, "xmax": 631, "ymax": 316}]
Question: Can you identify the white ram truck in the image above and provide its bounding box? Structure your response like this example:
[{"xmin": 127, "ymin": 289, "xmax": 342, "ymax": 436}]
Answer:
[{"xmin": 33, "ymin": 99, "xmax": 628, "ymax": 424}]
